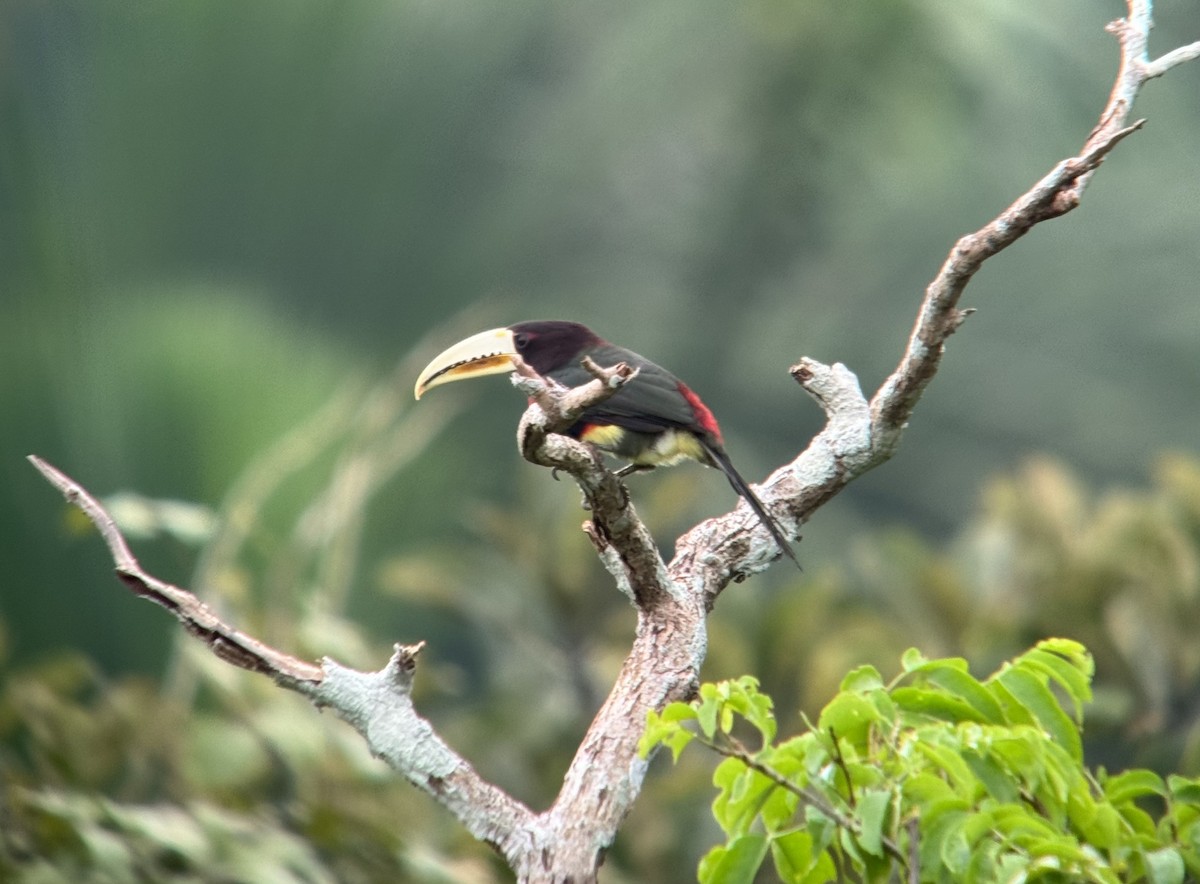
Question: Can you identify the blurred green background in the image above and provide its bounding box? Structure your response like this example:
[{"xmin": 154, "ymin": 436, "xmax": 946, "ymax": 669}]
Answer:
[{"xmin": 2, "ymin": 0, "xmax": 1199, "ymax": 880}]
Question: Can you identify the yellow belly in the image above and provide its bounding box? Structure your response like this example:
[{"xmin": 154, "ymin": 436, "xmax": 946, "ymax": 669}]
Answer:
[
  {"xmin": 578, "ymin": 423, "xmax": 626, "ymax": 450},
  {"xmin": 580, "ymin": 424, "xmax": 706, "ymax": 467},
  {"xmin": 640, "ymin": 428, "xmax": 706, "ymax": 465}
]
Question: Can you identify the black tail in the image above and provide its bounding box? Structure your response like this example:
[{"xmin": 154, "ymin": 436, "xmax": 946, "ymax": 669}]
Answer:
[{"xmin": 698, "ymin": 438, "xmax": 801, "ymax": 569}]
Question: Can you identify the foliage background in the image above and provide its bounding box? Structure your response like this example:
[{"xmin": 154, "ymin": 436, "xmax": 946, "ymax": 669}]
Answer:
[{"xmin": 2, "ymin": 0, "xmax": 1199, "ymax": 880}]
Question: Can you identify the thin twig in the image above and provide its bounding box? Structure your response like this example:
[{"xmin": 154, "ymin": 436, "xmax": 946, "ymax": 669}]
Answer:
[
  {"xmin": 29, "ymin": 455, "xmax": 325, "ymax": 684},
  {"xmin": 700, "ymin": 732, "xmax": 909, "ymax": 870}
]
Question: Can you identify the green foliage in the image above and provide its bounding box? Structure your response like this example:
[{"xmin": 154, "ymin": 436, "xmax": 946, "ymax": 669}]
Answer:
[
  {"xmin": 704, "ymin": 455, "xmax": 1200, "ymax": 781},
  {"xmin": 0, "ymin": 650, "xmax": 501, "ymax": 883},
  {"xmin": 6, "ymin": 790, "xmax": 334, "ymax": 884},
  {"xmin": 645, "ymin": 640, "xmax": 1200, "ymax": 883}
]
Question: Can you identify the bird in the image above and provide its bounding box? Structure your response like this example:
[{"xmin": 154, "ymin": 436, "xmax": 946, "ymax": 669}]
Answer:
[{"xmin": 414, "ymin": 320, "xmax": 799, "ymax": 567}]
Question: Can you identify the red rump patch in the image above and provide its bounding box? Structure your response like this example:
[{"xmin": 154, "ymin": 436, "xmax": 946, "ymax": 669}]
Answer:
[{"xmin": 677, "ymin": 382, "xmax": 723, "ymax": 443}]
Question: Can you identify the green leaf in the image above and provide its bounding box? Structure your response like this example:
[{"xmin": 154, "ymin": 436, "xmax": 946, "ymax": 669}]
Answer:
[
  {"xmin": 662, "ymin": 727, "xmax": 695, "ymax": 762},
  {"xmin": 698, "ymin": 834, "xmax": 769, "ymax": 884},
  {"xmin": 712, "ymin": 757, "xmax": 747, "ymax": 835},
  {"xmin": 760, "ymin": 779, "xmax": 800, "ymax": 832},
  {"xmin": 901, "ymin": 647, "xmax": 927, "ymax": 672},
  {"xmin": 1033, "ymin": 638, "xmax": 1093, "ymax": 677},
  {"xmin": 662, "ymin": 700, "xmax": 700, "ymax": 723},
  {"xmin": 902, "ymin": 771, "xmax": 957, "ymax": 805},
  {"xmin": 918, "ymin": 663, "xmax": 1005, "ymax": 724},
  {"xmin": 818, "ymin": 692, "xmax": 882, "ymax": 749},
  {"xmin": 963, "ymin": 837, "xmax": 1005, "ymax": 884},
  {"xmin": 740, "ymin": 689, "xmax": 777, "ymax": 746},
  {"xmin": 855, "ymin": 788, "xmax": 891, "ymax": 858},
  {"xmin": 993, "ymin": 851, "xmax": 1033, "ymax": 882},
  {"xmin": 721, "ymin": 703, "xmax": 735, "ymax": 735},
  {"xmin": 802, "ymin": 807, "xmax": 836, "ymax": 856},
  {"xmin": 939, "ymin": 816, "xmax": 972, "ymax": 875},
  {"xmin": 990, "ymin": 728, "xmax": 1046, "ymax": 783},
  {"xmin": 918, "ymin": 805, "xmax": 969, "ymax": 874},
  {"xmin": 995, "ymin": 665, "xmax": 1082, "ymax": 761},
  {"xmin": 987, "ymin": 680, "xmax": 1036, "ymax": 728},
  {"xmin": 800, "ymin": 849, "xmax": 838, "ymax": 884},
  {"xmin": 762, "ymin": 738, "xmax": 811, "ymax": 785},
  {"xmin": 989, "ymin": 802, "xmax": 1062, "ymax": 841},
  {"xmin": 696, "ymin": 694, "xmax": 720, "ymax": 739},
  {"xmin": 1168, "ymin": 774, "xmax": 1200, "ymax": 805},
  {"xmin": 963, "ymin": 751, "xmax": 1020, "ymax": 803},
  {"xmin": 841, "ymin": 665, "xmax": 884, "ymax": 693},
  {"xmin": 912, "ymin": 740, "xmax": 979, "ymax": 796},
  {"xmin": 867, "ymin": 689, "xmax": 898, "ymax": 727},
  {"xmin": 770, "ymin": 830, "xmax": 815, "ymax": 880},
  {"xmin": 892, "ymin": 686, "xmax": 988, "ymax": 723},
  {"xmin": 1065, "ymin": 782, "xmax": 1100, "ymax": 844},
  {"xmin": 1104, "ymin": 769, "xmax": 1166, "ymax": 805},
  {"xmin": 842, "ymin": 760, "xmax": 885, "ymax": 791},
  {"xmin": 1075, "ymin": 802, "xmax": 1122, "ymax": 852},
  {"xmin": 1119, "ymin": 802, "xmax": 1158, "ymax": 838},
  {"xmin": 838, "ymin": 821, "xmax": 867, "ymax": 869},
  {"xmin": 1145, "ymin": 847, "xmax": 1185, "ymax": 884},
  {"xmin": 912, "ymin": 656, "xmax": 970, "ymax": 674},
  {"xmin": 961, "ymin": 808, "xmax": 999, "ymax": 849},
  {"xmin": 1024, "ymin": 835, "xmax": 1098, "ymax": 867},
  {"xmin": 713, "ymin": 765, "xmax": 774, "ymax": 838},
  {"xmin": 639, "ymin": 704, "xmax": 698, "ymax": 760},
  {"xmin": 1021, "ymin": 646, "xmax": 1093, "ymax": 720}
]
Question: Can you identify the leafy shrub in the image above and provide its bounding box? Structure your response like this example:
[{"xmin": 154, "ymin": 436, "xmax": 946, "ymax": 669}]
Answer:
[{"xmin": 643, "ymin": 639, "xmax": 1200, "ymax": 883}]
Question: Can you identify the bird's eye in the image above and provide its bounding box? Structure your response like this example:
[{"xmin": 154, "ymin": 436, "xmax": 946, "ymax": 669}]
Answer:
[{"xmin": 514, "ymin": 333, "xmax": 530, "ymax": 350}]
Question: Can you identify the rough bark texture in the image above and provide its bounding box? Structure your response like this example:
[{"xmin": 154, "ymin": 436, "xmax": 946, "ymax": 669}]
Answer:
[{"xmin": 30, "ymin": 3, "xmax": 1198, "ymax": 881}]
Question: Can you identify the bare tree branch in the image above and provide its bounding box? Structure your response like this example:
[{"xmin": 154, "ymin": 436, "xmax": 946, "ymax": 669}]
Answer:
[
  {"xmin": 308, "ymin": 647, "xmax": 538, "ymax": 862},
  {"xmin": 29, "ymin": 456, "xmax": 324, "ymax": 685},
  {"xmin": 24, "ymin": 457, "xmax": 539, "ymax": 864},
  {"xmin": 29, "ymin": 2, "xmax": 1198, "ymax": 882},
  {"xmin": 872, "ymin": 118, "xmax": 1142, "ymax": 439},
  {"xmin": 670, "ymin": 0, "xmax": 1197, "ymax": 601},
  {"xmin": 1142, "ymin": 40, "xmax": 1200, "ymax": 79}
]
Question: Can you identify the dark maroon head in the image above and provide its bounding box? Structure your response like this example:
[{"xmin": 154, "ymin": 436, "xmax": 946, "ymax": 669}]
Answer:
[{"xmin": 508, "ymin": 321, "xmax": 604, "ymax": 374}]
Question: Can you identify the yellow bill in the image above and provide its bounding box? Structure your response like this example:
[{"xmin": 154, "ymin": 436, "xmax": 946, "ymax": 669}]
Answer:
[{"xmin": 413, "ymin": 327, "xmax": 520, "ymax": 399}]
